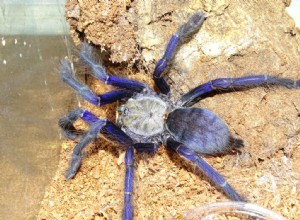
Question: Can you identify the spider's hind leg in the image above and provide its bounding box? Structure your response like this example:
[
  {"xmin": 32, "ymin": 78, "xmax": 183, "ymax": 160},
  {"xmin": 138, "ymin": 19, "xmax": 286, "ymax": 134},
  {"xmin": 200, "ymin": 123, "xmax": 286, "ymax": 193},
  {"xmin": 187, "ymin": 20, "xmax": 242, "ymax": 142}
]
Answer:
[
  {"xmin": 166, "ymin": 138, "xmax": 246, "ymax": 202},
  {"xmin": 123, "ymin": 145, "xmax": 134, "ymax": 220}
]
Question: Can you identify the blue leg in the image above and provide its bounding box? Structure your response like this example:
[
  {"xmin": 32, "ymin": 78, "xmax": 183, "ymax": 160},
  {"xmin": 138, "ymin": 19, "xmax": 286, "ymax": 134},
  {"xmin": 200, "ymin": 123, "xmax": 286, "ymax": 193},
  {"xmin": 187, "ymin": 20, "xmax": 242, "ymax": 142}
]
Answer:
[
  {"xmin": 101, "ymin": 120, "xmax": 134, "ymax": 146},
  {"xmin": 59, "ymin": 108, "xmax": 107, "ymax": 139},
  {"xmin": 60, "ymin": 110, "xmax": 164, "ymax": 148},
  {"xmin": 122, "ymin": 143, "xmax": 158, "ymax": 220},
  {"xmin": 66, "ymin": 119, "xmax": 106, "ymax": 179},
  {"xmin": 153, "ymin": 10, "xmax": 206, "ymax": 94},
  {"xmin": 180, "ymin": 75, "xmax": 300, "ymax": 106},
  {"xmin": 60, "ymin": 59, "xmax": 134, "ymax": 106},
  {"xmin": 79, "ymin": 43, "xmax": 149, "ymax": 92},
  {"xmin": 123, "ymin": 146, "xmax": 134, "ymax": 220},
  {"xmin": 166, "ymin": 138, "xmax": 245, "ymax": 201},
  {"xmin": 134, "ymin": 143, "xmax": 159, "ymax": 153},
  {"xmin": 60, "ymin": 108, "xmax": 133, "ymax": 146},
  {"xmin": 99, "ymin": 89, "xmax": 134, "ymax": 105},
  {"xmin": 60, "ymin": 109, "xmax": 134, "ymax": 179}
]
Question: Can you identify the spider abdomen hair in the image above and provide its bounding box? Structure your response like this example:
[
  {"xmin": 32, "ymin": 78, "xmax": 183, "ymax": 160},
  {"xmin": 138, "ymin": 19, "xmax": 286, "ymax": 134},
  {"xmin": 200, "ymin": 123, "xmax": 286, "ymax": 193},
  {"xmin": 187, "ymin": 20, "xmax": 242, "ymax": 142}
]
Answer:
[{"xmin": 166, "ymin": 108, "xmax": 231, "ymax": 154}]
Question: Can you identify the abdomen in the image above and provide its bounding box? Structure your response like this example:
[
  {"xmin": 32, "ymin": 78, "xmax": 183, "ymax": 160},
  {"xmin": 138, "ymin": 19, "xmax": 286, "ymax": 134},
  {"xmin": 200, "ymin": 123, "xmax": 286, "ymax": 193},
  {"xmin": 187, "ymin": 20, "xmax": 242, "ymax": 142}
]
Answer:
[{"xmin": 166, "ymin": 108, "xmax": 231, "ymax": 154}]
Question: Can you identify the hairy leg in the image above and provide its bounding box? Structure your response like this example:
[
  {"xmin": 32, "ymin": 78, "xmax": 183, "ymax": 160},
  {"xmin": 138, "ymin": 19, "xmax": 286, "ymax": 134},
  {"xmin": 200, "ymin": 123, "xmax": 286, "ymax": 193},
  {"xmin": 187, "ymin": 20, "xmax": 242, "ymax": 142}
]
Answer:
[
  {"xmin": 59, "ymin": 109, "xmax": 133, "ymax": 178},
  {"xmin": 134, "ymin": 143, "xmax": 159, "ymax": 153},
  {"xmin": 153, "ymin": 10, "xmax": 206, "ymax": 95},
  {"xmin": 166, "ymin": 138, "xmax": 245, "ymax": 201},
  {"xmin": 60, "ymin": 59, "xmax": 134, "ymax": 106},
  {"xmin": 59, "ymin": 108, "xmax": 99, "ymax": 139},
  {"xmin": 123, "ymin": 146, "xmax": 134, "ymax": 220},
  {"xmin": 180, "ymin": 75, "xmax": 300, "ymax": 106},
  {"xmin": 79, "ymin": 43, "xmax": 149, "ymax": 92},
  {"xmin": 66, "ymin": 120, "xmax": 106, "ymax": 179}
]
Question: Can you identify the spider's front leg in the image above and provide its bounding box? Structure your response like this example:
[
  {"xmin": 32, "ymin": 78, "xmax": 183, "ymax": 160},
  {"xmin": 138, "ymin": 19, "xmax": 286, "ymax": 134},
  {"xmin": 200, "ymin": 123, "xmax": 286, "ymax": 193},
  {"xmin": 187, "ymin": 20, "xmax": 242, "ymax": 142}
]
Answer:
[
  {"xmin": 166, "ymin": 138, "xmax": 246, "ymax": 202},
  {"xmin": 79, "ymin": 43, "xmax": 150, "ymax": 92},
  {"xmin": 153, "ymin": 10, "xmax": 206, "ymax": 95},
  {"xmin": 60, "ymin": 59, "xmax": 134, "ymax": 106}
]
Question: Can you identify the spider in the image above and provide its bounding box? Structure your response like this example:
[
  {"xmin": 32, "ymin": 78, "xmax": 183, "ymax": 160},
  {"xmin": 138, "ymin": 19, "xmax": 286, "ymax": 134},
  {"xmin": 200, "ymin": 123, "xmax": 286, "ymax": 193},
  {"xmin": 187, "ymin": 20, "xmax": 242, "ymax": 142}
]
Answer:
[{"xmin": 59, "ymin": 10, "xmax": 299, "ymax": 220}]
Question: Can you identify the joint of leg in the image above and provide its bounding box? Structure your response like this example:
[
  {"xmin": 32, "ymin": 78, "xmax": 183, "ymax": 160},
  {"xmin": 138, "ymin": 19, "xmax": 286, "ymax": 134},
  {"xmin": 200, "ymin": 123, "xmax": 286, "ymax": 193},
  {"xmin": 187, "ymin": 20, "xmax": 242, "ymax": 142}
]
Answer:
[
  {"xmin": 210, "ymin": 80, "xmax": 216, "ymax": 90},
  {"xmin": 79, "ymin": 110, "xmax": 84, "ymax": 117},
  {"xmin": 153, "ymin": 73, "xmax": 162, "ymax": 79},
  {"xmin": 175, "ymin": 144, "xmax": 182, "ymax": 152},
  {"xmin": 97, "ymin": 96, "xmax": 101, "ymax": 106},
  {"xmin": 220, "ymin": 180, "xmax": 228, "ymax": 188},
  {"xmin": 126, "ymin": 162, "xmax": 134, "ymax": 167},
  {"xmin": 105, "ymin": 75, "xmax": 109, "ymax": 84}
]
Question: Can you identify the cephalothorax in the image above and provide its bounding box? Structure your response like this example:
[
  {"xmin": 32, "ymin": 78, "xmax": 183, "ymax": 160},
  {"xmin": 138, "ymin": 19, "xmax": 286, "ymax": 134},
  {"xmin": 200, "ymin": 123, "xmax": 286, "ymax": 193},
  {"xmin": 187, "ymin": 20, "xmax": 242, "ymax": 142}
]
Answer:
[
  {"xmin": 118, "ymin": 93, "xmax": 168, "ymax": 138},
  {"xmin": 59, "ymin": 10, "xmax": 299, "ymax": 220}
]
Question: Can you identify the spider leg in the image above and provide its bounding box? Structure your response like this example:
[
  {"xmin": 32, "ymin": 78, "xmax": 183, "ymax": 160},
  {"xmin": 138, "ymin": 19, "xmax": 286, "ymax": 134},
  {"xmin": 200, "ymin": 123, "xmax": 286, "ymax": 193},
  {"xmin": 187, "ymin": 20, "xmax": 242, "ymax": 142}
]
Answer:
[
  {"xmin": 60, "ymin": 109, "xmax": 134, "ymax": 179},
  {"xmin": 60, "ymin": 59, "xmax": 134, "ymax": 106},
  {"xmin": 61, "ymin": 109, "xmax": 137, "ymax": 219},
  {"xmin": 59, "ymin": 108, "xmax": 99, "ymax": 139},
  {"xmin": 123, "ymin": 143, "xmax": 158, "ymax": 219},
  {"xmin": 66, "ymin": 119, "xmax": 106, "ymax": 179},
  {"xmin": 59, "ymin": 108, "xmax": 134, "ymax": 146},
  {"xmin": 166, "ymin": 138, "xmax": 246, "ymax": 202},
  {"xmin": 79, "ymin": 43, "xmax": 149, "ymax": 92},
  {"xmin": 153, "ymin": 10, "xmax": 206, "ymax": 95},
  {"xmin": 134, "ymin": 143, "xmax": 159, "ymax": 153},
  {"xmin": 180, "ymin": 75, "xmax": 300, "ymax": 106},
  {"xmin": 59, "ymin": 109, "xmax": 134, "ymax": 146},
  {"xmin": 123, "ymin": 145, "xmax": 134, "ymax": 220},
  {"xmin": 101, "ymin": 120, "xmax": 134, "ymax": 146}
]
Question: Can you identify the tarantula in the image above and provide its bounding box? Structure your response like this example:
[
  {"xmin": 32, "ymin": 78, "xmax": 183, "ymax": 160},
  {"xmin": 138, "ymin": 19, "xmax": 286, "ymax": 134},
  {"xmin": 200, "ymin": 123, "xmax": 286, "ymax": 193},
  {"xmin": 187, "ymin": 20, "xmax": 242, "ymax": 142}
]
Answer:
[{"xmin": 59, "ymin": 10, "xmax": 299, "ymax": 219}]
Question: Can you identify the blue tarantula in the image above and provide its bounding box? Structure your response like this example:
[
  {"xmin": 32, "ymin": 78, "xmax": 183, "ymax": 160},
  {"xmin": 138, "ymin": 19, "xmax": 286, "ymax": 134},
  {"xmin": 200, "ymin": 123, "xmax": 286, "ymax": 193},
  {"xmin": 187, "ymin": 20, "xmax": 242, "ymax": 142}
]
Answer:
[{"xmin": 59, "ymin": 10, "xmax": 299, "ymax": 219}]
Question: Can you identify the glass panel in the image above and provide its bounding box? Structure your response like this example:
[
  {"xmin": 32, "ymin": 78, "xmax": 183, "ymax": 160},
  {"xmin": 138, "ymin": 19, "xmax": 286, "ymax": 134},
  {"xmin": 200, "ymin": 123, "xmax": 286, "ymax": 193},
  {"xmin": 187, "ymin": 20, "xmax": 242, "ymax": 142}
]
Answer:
[{"xmin": 0, "ymin": 1, "xmax": 72, "ymax": 219}]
